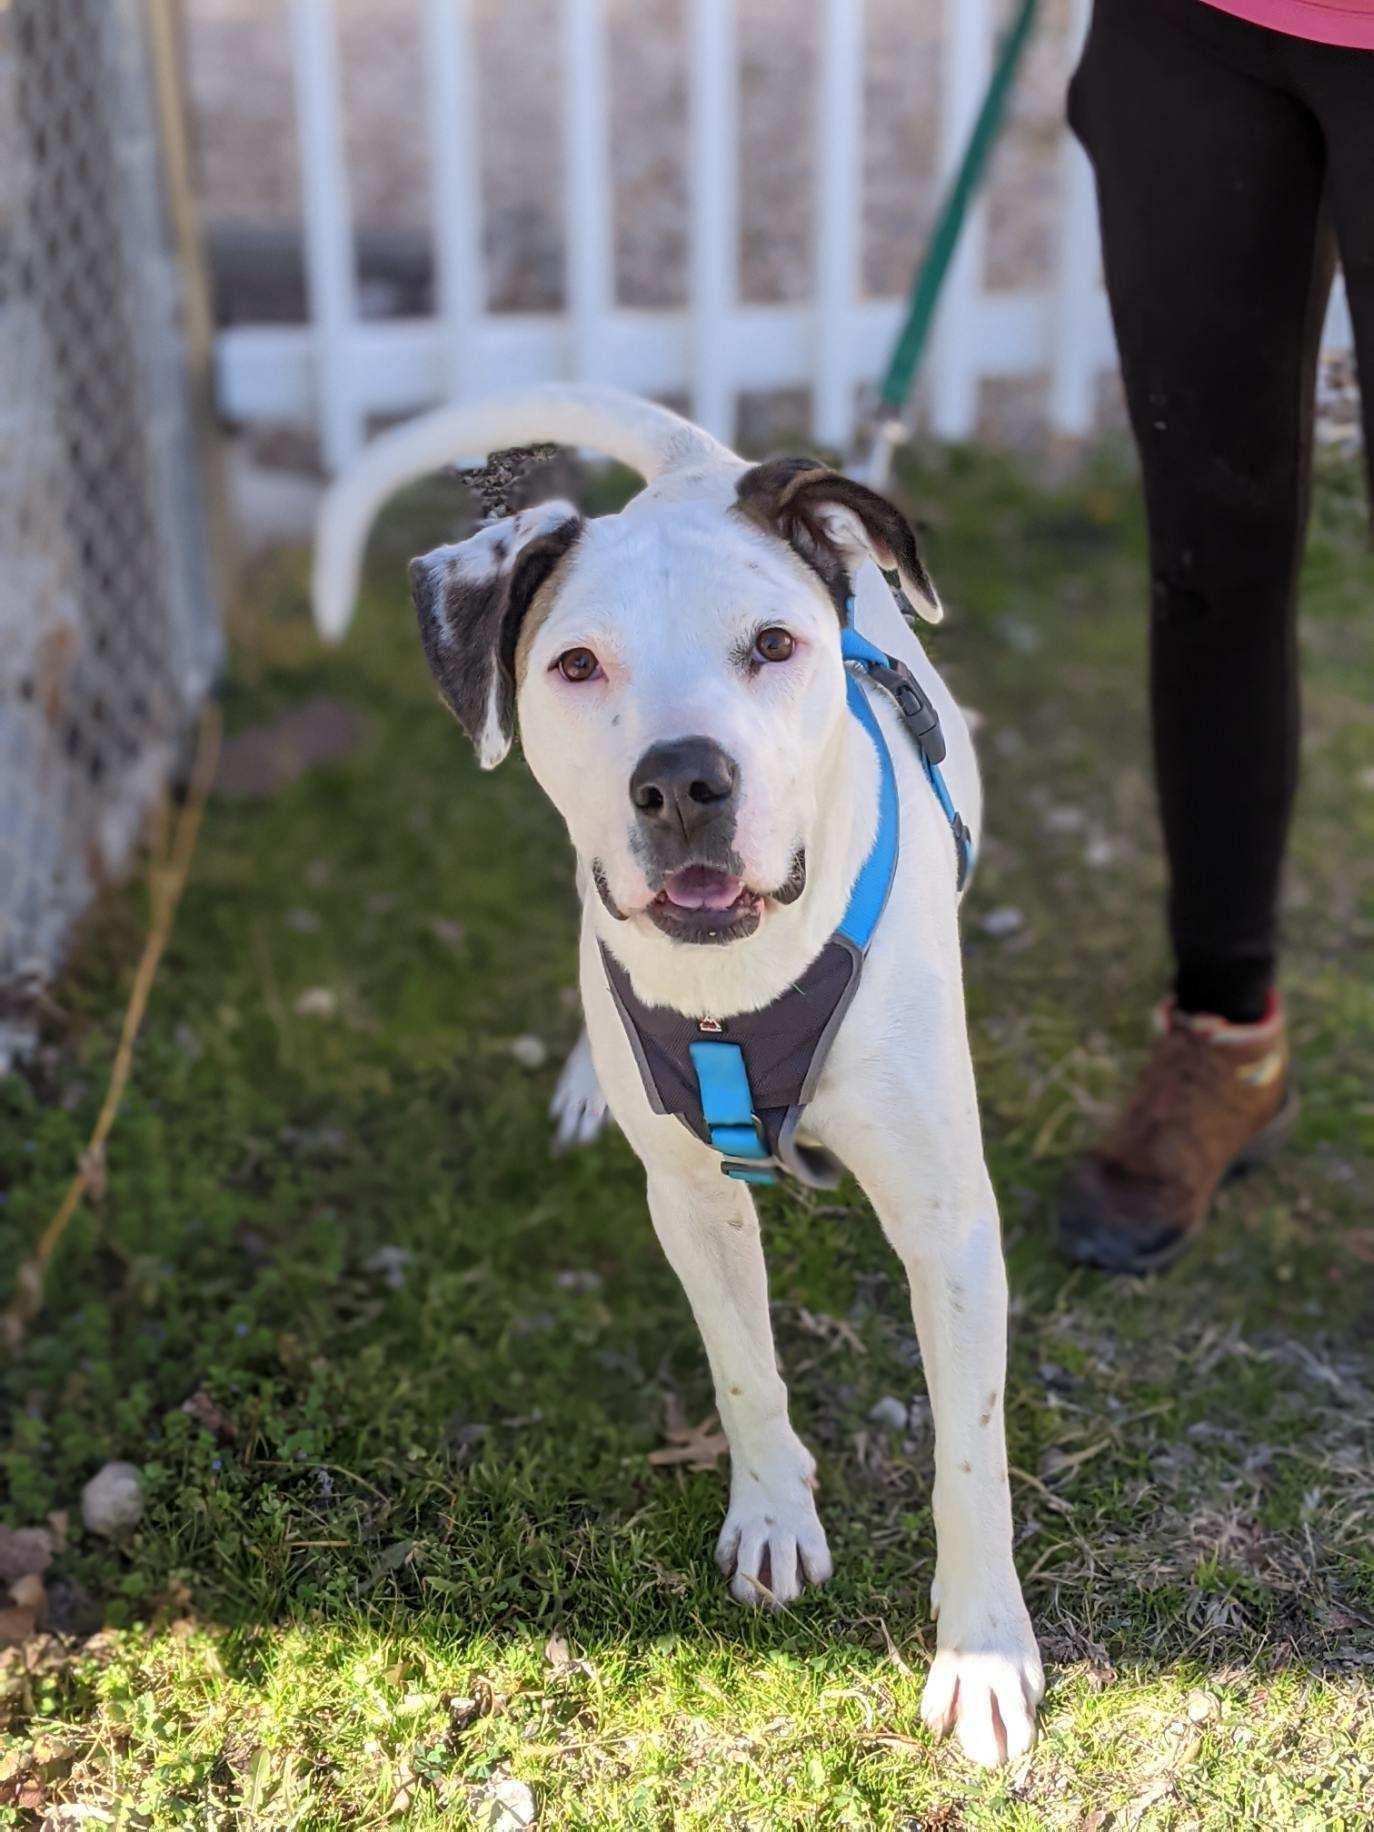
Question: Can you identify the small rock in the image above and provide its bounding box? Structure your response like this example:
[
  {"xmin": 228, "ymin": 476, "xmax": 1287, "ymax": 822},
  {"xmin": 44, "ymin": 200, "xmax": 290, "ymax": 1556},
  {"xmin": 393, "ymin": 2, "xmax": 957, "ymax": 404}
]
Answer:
[
  {"xmin": 0, "ymin": 1526, "xmax": 53, "ymax": 1583},
  {"xmin": 1043, "ymin": 805, "xmax": 1087, "ymax": 834},
  {"xmin": 998, "ymin": 616, "xmax": 1041, "ymax": 655},
  {"xmin": 475, "ymin": 1776, "xmax": 538, "ymax": 1830},
  {"xmin": 81, "ymin": 1461, "xmax": 144, "ymax": 1539},
  {"xmin": 510, "ymin": 1035, "xmax": 548, "ymax": 1070},
  {"xmin": 44, "ymin": 1576, "xmax": 101, "ymax": 1637},
  {"xmin": 1186, "ymin": 1688, "xmax": 1219, "ymax": 1723},
  {"xmin": 294, "ymin": 987, "xmax": 338, "ymax": 1020},
  {"xmin": 554, "ymin": 1268, "xmax": 603, "ymax": 1292},
  {"xmin": 979, "ymin": 906, "xmax": 1024, "ymax": 938},
  {"xmin": 174, "ymin": 1022, "xmax": 203, "ymax": 1062},
  {"xmin": 869, "ymin": 1395, "xmax": 909, "ymax": 1432},
  {"xmin": 365, "ymin": 1245, "xmax": 414, "ymax": 1291},
  {"xmin": 428, "ymin": 917, "xmax": 466, "ymax": 949},
  {"xmin": 285, "ymin": 907, "xmax": 321, "ymax": 933}
]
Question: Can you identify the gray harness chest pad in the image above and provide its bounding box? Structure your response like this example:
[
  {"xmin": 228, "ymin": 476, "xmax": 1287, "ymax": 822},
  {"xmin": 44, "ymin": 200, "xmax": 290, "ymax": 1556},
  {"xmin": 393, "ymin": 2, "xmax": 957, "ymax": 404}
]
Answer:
[{"xmin": 600, "ymin": 935, "xmax": 864, "ymax": 1188}]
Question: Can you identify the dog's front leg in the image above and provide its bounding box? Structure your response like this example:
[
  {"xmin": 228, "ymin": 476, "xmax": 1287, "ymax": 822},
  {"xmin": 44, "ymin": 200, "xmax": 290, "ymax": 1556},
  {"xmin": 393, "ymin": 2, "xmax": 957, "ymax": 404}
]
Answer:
[
  {"xmin": 842, "ymin": 1081, "xmax": 1043, "ymax": 1764},
  {"xmin": 645, "ymin": 1167, "xmax": 832, "ymax": 1606}
]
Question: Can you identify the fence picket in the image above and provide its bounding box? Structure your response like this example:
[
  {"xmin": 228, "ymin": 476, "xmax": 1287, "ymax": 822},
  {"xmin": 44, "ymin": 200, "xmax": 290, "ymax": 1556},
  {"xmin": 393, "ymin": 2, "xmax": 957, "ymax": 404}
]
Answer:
[
  {"xmin": 288, "ymin": 0, "xmax": 361, "ymax": 470},
  {"xmin": 1050, "ymin": 0, "xmax": 1097, "ymax": 436},
  {"xmin": 688, "ymin": 0, "xmax": 739, "ymax": 441},
  {"xmin": 423, "ymin": 0, "xmax": 484, "ymax": 402},
  {"xmin": 563, "ymin": 0, "xmax": 613, "ymax": 382},
  {"xmin": 813, "ymin": 0, "xmax": 863, "ymax": 450},
  {"xmin": 929, "ymin": 0, "xmax": 990, "ymax": 440}
]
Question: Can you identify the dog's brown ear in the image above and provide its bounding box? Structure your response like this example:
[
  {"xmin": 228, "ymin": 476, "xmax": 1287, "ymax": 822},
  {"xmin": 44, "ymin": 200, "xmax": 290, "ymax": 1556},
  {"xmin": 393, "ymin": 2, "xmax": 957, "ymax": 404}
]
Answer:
[
  {"xmin": 735, "ymin": 458, "xmax": 941, "ymax": 622},
  {"xmin": 409, "ymin": 501, "xmax": 582, "ymax": 768}
]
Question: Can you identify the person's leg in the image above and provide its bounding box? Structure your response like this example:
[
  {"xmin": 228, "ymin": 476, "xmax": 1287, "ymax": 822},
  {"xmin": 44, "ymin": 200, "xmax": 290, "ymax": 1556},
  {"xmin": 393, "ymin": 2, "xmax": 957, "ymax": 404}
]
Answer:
[
  {"xmin": 1071, "ymin": 0, "xmax": 1334, "ymax": 1023},
  {"xmin": 1058, "ymin": 0, "xmax": 1336, "ymax": 1272},
  {"xmin": 1297, "ymin": 44, "xmax": 1374, "ymax": 512}
]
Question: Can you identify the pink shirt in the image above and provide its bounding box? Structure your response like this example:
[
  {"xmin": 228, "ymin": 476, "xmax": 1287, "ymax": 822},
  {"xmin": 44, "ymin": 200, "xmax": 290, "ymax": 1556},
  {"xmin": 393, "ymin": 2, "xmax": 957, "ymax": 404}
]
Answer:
[{"xmin": 1201, "ymin": 0, "xmax": 1374, "ymax": 46}]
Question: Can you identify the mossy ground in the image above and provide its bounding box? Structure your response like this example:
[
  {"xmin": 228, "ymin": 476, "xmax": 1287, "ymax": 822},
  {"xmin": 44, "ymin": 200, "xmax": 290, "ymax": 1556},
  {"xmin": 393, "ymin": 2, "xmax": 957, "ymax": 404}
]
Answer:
[{"xmin": 2, "ymin": 443, "xmax": 1371, "ymax": 1828}]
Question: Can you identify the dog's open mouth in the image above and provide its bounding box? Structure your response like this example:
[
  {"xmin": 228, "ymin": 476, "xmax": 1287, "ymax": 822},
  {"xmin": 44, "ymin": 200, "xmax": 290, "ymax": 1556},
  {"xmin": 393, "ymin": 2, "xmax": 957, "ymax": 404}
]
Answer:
[{"xmin": 645, "ymin": 853, "xmax": 805, "ymax": 944}]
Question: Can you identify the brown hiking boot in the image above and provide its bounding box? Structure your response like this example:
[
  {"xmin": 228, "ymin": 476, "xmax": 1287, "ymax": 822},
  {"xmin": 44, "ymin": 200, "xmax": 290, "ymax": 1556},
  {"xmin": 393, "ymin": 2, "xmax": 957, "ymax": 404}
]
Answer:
[{"xmin": 1057, "ymin": 996, "xmax": 1297, "ymax": 1275}]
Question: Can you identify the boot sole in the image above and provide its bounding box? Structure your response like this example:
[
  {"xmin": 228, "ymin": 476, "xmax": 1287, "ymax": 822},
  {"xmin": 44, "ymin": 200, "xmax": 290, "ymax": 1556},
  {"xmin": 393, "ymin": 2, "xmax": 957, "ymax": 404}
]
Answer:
[{"xmin": 1058, "ymin": 1087, "xmax": 1300, "ymax": 1278}]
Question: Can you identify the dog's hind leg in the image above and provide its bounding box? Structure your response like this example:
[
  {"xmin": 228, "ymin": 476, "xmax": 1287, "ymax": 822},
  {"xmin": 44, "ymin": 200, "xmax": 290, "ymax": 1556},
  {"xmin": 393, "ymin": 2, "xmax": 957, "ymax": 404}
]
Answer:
[
  {"xmin": 550, "ymin": 1028, "xmax": 610, "ymax": 1151},
  {"xmin": 838, "ymin": 1056, "xmax": 1043, "ymax": 1765},
  {"xmin": 645, "ymin": 1168, "xmax": 832, "ymax": 1607}
]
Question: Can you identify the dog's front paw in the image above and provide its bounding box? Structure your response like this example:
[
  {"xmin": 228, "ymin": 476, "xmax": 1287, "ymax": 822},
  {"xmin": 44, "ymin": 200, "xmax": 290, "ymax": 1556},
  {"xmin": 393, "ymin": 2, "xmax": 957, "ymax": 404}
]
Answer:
[
  {"xmin": 549, "ymin": 1029, "xmax": 609, "ymax": 1151},
  {"xmin": 920, "ymin": 1578, "xmax": 1043, "ymax": 1766},
  {"xmin": 715, "ymin": 1456, "xmax": 832, "ymax": 1607}
]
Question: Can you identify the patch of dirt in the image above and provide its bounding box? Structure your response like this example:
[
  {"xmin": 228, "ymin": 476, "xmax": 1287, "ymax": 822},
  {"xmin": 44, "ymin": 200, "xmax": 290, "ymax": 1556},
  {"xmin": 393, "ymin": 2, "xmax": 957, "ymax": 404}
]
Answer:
[{"xmin": 214, "ymin": 698, "xmax": 372, "ymax": 801}]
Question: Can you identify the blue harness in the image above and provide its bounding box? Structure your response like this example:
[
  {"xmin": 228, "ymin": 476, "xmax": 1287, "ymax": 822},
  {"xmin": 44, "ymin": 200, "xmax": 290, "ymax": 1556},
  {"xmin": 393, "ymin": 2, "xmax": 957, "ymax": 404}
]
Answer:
[{"xmin": 602, "ymin": 595, "xmax": 973, "ymax": 1188}]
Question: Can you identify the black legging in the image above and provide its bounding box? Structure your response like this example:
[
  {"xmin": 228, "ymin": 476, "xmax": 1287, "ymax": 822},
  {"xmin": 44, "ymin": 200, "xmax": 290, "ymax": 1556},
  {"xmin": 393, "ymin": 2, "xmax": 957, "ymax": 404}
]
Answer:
[{"xmin": 1069, "ymin": 0, "xmax": 1373, "ymax": 1023}]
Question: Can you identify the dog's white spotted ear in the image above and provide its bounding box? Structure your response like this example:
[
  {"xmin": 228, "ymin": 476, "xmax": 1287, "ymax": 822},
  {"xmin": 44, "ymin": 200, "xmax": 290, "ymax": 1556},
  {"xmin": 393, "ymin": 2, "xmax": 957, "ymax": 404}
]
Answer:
[
  {"xmin": 409, "ymin": 501, "xmax": 583, "ymax": 768},
  {"xmin": 735, "ymin": 459, "xmax": 942, "ymax": 623}
]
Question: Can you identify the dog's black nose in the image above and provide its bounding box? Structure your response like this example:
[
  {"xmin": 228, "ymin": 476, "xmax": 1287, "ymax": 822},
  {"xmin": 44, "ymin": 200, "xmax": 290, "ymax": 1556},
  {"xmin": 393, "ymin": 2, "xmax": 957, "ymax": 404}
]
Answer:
[{"xmin": 630, "ymin": 737, "xmax": 738, "ymax": 840}]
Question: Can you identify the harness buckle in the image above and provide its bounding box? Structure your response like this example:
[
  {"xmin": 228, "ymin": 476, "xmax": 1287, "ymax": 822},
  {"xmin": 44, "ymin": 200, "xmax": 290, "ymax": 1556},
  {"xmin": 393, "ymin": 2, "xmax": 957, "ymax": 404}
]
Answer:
[
  {"xmin": 721, "ymin": 1154, "xmax": 778, "ymax": 1186},
  {"xmin": 869, "ymin": 659, "xmax": 947, "ymax": 766}
]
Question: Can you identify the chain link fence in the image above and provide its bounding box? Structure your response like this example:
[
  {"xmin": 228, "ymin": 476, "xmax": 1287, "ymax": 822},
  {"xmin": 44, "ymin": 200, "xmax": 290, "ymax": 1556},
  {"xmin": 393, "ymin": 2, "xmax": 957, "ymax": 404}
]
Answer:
[{"xmin": 0, "ymin": 0, "xmax": 220, "ymax": 1068}]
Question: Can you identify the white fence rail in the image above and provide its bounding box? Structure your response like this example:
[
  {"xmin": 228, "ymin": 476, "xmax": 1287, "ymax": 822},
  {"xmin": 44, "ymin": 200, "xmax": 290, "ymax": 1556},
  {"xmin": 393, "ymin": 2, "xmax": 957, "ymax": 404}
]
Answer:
[{"xmin": 212, "ymin": 0, "xmax": 1345, "ymax": 478}]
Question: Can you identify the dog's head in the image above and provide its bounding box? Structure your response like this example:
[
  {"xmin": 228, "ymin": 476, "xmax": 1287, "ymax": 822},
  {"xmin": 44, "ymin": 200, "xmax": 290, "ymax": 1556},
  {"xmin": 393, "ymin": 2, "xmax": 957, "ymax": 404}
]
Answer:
[{"xmin": 410, "ymin": 459, "xmax": 937, "ymax": 947}]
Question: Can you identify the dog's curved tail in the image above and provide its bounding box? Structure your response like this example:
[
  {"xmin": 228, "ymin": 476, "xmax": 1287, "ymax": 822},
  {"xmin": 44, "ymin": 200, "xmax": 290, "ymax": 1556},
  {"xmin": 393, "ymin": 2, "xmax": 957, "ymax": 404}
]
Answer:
[{"xmin": 312, "ymin": 385, "xmax": 735, "ymax": 641}]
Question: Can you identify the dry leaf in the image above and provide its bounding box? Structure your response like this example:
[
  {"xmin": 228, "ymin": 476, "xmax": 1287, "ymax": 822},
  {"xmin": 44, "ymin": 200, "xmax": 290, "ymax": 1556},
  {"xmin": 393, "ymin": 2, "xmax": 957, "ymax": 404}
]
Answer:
[
  {"xmin": 543, "ymin": 1632, "xmax": 571, "ymax": 1671},
  {"xmin": 181, "ymin": 1389, "xmax": 237, "ymax": 1438},
  {"xmin": 9, "ymin": 1574, "xmax": 46, "ymax": 1618},
  {"xmin": 0, "ymin": 1605, "xmax": 38, "ymax": 1645},
  {"xmin": 794, "ymin": 1307, "xmax": 866, "ymax": 1356},
  {"xmin": 647, "ymin": 1411, "xmax": 729, "ymax": 1473}
]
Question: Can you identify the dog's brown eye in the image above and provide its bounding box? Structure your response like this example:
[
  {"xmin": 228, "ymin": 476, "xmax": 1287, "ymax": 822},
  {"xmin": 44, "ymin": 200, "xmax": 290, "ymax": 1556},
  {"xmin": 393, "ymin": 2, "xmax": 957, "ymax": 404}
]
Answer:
[
  {"xmin": 754, "ymin": 626, "xmax": 795, "ymax": 664},
  {"xmin": 557, "ymin": 647, "xmax": 600, "ymax": 682}
]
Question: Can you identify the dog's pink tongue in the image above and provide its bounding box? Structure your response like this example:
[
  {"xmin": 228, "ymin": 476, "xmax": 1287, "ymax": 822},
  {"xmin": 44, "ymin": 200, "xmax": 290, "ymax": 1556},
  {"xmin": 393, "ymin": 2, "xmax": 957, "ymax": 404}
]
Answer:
[{"xmin": 662, "ymin": 866, "xmax": 743, "ymax": 911}]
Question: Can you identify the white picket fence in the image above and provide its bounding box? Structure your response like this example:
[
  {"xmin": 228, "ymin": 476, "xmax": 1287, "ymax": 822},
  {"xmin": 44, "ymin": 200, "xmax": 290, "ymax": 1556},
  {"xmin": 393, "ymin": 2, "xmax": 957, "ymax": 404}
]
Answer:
[{"xmin": 211, "ymin": 0, "xmax": 1346, "ymax": 477}]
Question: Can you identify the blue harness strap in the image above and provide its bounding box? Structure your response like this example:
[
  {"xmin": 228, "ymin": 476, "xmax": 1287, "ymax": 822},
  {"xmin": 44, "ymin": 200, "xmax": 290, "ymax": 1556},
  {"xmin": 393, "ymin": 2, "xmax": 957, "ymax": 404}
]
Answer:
[
  {"xmin": 836, "ymin": 676, "xmax": 899, "ymax": 951},
  {"xmin": 689, "ymin": 1040, "xmax": 776, "ymax": 1183},
  {"xmin": 839, "ymin": 612, "xmax": 974, "ymax": 893},
  {"xmin": 610, "ymin": 584, "xmax": 975, "ymax": 1189}
]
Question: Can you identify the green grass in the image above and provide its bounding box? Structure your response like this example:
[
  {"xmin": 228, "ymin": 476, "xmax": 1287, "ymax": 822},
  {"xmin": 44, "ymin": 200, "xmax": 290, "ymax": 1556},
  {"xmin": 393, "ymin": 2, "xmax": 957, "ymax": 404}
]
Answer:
[{"xmin": 2, "ymin": 443, "xmax": 1371, "ymax": 1829}]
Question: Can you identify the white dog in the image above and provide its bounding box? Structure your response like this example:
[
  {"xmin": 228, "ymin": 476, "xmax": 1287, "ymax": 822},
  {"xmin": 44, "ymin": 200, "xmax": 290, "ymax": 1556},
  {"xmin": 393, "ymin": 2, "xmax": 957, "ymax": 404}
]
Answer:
[{"xmin": 315, "ymin": 385, "xmax": 1043, "ymax": 1766}]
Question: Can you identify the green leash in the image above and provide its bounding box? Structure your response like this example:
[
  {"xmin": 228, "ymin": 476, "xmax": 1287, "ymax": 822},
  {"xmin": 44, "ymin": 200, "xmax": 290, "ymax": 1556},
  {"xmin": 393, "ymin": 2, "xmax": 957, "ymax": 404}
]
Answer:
[{"xmin": 857, "ymin": 0, "xmax": 1041, "ymax": 488}]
